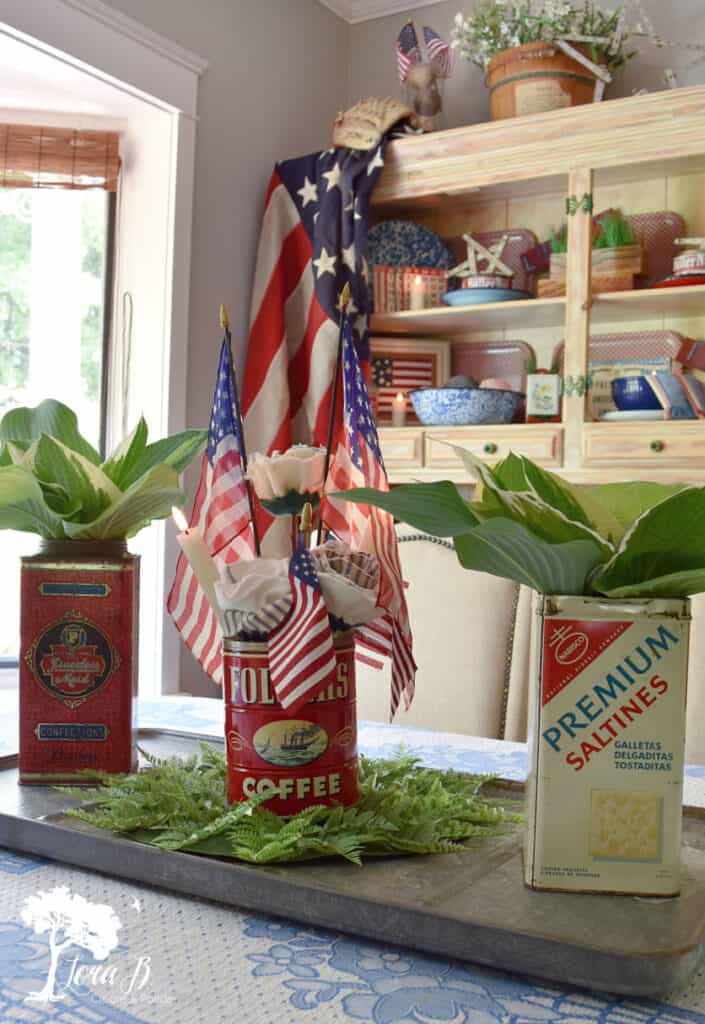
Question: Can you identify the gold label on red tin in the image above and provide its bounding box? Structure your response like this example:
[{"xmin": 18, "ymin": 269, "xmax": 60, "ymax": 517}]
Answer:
[{"xmin": 24, "ymin": 611, "xmax": 120, "ymax": 709}]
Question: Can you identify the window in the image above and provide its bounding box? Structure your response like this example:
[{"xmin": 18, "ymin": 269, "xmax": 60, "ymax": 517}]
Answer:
[{"xmin": 0, "ymin": 123, "xmax": 118, "ymax": 662}]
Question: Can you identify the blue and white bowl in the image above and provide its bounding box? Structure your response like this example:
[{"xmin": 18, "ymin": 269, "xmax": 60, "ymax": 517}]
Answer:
[{"xmin": 409, "ymin": 387, "xmax": 523, "ymax": 426}]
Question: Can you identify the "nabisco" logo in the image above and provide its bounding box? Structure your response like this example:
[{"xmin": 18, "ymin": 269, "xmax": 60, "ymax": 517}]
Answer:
[{"xmin": 550, "ymin": 625, "xmax": 590, "ymax": 665}]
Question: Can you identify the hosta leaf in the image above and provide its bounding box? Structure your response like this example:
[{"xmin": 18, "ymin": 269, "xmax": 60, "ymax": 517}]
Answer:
[
  {"xmin": 0, "ymin": 466, "xmax": 64, "ymax": 537},
  {"xmin": 336, "ymin": 481, "xmax": 479, "ymax": 537},
  {"xmin": 65, "ymin": 464, "xmax": 184, "ymax": 539},
  {"xmin": 583, "ymin": 480, "xmax": 686, "ymax": 533},
  {"xmin": 101, "ymin": 417, "xmax": 149, "ymax": 488},
  {"xmin": 499, "ymin": 453, "xmax": 623, "ymax": 545},
  {"xmin": 592, "ymin": 486, "xmax": 705, "ymax": 596},
  {"xmin": 599, "ymin": 569, "xmax": 705, "ymax": 600},
  {"xmin": 119, "ymin": 429, "xmax": 207, "ymax": 490},
  {"xmin": 447, "ymin": 443, "xmax": 614, "ymax": 557},
  {"xmin": 453, "ymin": 518, "xmax": 604, "ymax": 595},
  {"xmin": 33, "ymin": 435, "xmax": 120, "ymax": 524},
  {"xmin": 0, "ymin": 399, "xmax": 100, "ymax": 464}
]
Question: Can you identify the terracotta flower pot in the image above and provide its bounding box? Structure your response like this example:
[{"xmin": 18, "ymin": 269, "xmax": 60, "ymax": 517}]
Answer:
[{"xmin": 487, "ymin": 42, "xmax": 603, "ymax": 121}]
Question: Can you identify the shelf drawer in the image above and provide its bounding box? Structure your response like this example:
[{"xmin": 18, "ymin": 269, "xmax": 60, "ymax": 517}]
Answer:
[
  {"xmin": 424, "ymin": 425, "xmax": 563, "ymax": 469},
  {"xmin": 583, "ymin": 423, "xmax": 705, "ymax": 466},
  {"xmin": 379, "ymin": 428, "xmax": 424, "ymax": 468}
]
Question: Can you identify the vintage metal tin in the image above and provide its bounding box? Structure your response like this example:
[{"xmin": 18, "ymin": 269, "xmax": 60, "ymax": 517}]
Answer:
[
  {"xmin": 525, "ymin": 594, "xmax": 690, "ymax": 896},
  {"xmin": 19, "ymin": 543, "xmax": 139, "ymax": 784},
  {"xmin": 223, "ymin": 636, "xmax": 358, "ymax": 815}
]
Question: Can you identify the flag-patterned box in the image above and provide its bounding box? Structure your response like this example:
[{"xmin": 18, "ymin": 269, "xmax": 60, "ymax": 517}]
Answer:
[
  {"xmin": 19, "ymin": 543, "xmax": 139, "ymax": 784},
  {"xmin": 223, "ymin": 636, "xmax": 358, "ymax": 816},
  {"xmin": 371, "ymin": 337, "xmax": 451, "ymax": 423},
  {"xmin": 525, "ymin": 594, "xmax": 690, "ymax": 896},
  {"xmin": 372, "ymin": 265, "xmax": 447, "ymax": 313}
]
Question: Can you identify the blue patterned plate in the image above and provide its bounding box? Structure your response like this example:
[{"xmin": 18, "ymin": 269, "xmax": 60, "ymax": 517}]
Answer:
[
  {"xmin": 443, "ymin": 287, "xmax": 532, "ymax": 306},
  {"xmin": 369, "ymin": 219, "xmax": 454, "ymax": 269}
]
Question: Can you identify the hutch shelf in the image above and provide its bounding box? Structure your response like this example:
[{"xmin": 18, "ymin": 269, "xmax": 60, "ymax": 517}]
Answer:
[{"xmin": 370, "ymin": 85, "xmax": 705, "ymax": 485}]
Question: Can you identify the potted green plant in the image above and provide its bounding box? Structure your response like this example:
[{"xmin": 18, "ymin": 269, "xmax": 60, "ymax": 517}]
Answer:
[
  {"xmin": 451, "ymin": 1, "xmax": 635, "ymax": 120},
  {"xmin": 0, "ymin": 399, "xmax": 206, "ymax": 783},
  {"xmin": 547, "ymin": 210, "xmax": 642, "ymax": 292},
  {"xmin": 338, "ymin": 448, "xmax": 705, "ymax": 896}
]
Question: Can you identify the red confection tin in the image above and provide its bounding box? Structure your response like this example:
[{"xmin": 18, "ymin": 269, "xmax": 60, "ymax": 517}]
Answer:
[
  {"xmin": 223, "ymin": 635, "xmax": 358, "ymax": 815},
  {"xmin": 19, "ymin": 542, "xmax": 139, "ymax": 784}
]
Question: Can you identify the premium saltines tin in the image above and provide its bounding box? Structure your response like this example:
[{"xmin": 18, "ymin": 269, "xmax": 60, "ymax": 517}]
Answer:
[{"xmin": 525, "ymin": 595, "xmax": 690, "ymax": 896}]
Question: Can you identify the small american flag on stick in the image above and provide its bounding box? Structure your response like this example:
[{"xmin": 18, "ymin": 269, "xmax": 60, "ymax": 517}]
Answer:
[
  {"xmin": 323, "ymin": 319, "xmax": 416, "ymax": 719},
  {"xmin": 397, "ymin": 21, "xmax": 421, "ymax": 82},
  {"xmin": 423, "ymin": 25, "xmax": 452, "ymax": 77},
  {"xmin": 167, "ymin": 339, "xmax": 254, "ymax": 683},
  {"xmin": 269, "ymin": 541, "xmax": 337, "ymax": 712}
]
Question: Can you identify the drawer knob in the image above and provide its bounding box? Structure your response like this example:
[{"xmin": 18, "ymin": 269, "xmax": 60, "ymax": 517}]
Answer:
[
  {"xmin": 650, "ymin": 440, "xmax": 665, "ymax": 453},
  {"xmin": 483, "ymin": 442, "xmax": 498, "ymax": 455}
]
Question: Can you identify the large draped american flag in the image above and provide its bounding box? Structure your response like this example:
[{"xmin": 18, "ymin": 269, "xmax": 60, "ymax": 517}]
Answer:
[
  {"xmin": 241, "ymin": 134, "xmax": 415, "ymax": 715},
  {"xmin": 170, "ymin": 129, "xmax": 416, "ymax": 714}
]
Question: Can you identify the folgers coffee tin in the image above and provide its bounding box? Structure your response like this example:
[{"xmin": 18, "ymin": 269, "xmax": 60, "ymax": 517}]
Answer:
[
  {"xmin": 19, "ymin": 541, "xmax": 139, "ymax": 784},
  {"xmin": 525, "ymin": 594, "xmax": 690, "ymax": 896},
  {"xmin": 223, "ymin": 636, "xmax": 358, "ymax": 815}
]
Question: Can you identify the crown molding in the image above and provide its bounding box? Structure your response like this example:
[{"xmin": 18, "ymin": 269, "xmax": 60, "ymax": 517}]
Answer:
[
  {"xmin": 318, "ymin": 0, "xmax": 447, "ymax": 23},
  {"xmin": 58, "ymin": 0, "xmax": 208, "ymax": 74}
]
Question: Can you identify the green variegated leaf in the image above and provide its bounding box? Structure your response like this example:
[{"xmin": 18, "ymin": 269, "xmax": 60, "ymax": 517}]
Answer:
[
  {"xmin": 335, "ymin": 481, "xmax": 479, "ymax": 537},
  {"xmin": 599, "ymin": 569, "xmax": 705, "ymax": 600},
  {"xmin": 592, "ymin": 486, "xmax": 705, "ymax": 596},
  {"xmin": 65, "ymin": 464, "xmax": 184, "ymax": 539},
  {"xmin": 0, "ymin": 466, "xmax": 64, "ymax": 537},
  {"xmin": 453, "ymin": 518, "xmax": 604, "ymax": 595},
  {"xmin": 583, "ymin": 480, "xmax": 687, "ymax": 533},
  {"xmin": 444, "ymin": 443, "xmax": 614, "ymax": 558},
  {"xmin": 504, "ymin": 453, "xmax": 623, "ymax": 545},
  {"xmin": 119, "ymin": 430, "xmax": 207, "ymax": 490},
  {"xmin": 0, "ymin": 399, "xmax": 100, "ymax": 463},
  {"xmin": 33, "ymin": 435, "xmax": 120, "ymax": 524},
  {"xmin": 101, "ymin": 417, "xmax": 149, "ymax": 488}
]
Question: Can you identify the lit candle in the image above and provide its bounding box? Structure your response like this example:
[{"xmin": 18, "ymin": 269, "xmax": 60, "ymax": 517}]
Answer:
[
  {"xmin": 409, "ymin": 273, "xmax": 424, "ymax": 311},
  {"xmin": 171, "ymin": 507, "xmax": 225, "ymax": 630},
  {"xmin": 392, "ymin": 391, "xmax": 407, "ymax": 427}
]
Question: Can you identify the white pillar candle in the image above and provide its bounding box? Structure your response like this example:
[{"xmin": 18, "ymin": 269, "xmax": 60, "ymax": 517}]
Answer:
[
  {"xmin": 409, "ymin": 273, "xmax": 425, "ymax": 311},
  {"xmin": 171, "ymin": 508, "xmax": 226, "ymax": 630},
  {"xmin": 391, "ymin": 391, "xmax": 407, "ymax": 427}
]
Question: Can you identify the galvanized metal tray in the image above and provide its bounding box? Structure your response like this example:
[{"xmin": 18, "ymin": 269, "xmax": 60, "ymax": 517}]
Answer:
[{"xmin": 2, "ymin": 730, "xmax": 705, "ymax": 998}]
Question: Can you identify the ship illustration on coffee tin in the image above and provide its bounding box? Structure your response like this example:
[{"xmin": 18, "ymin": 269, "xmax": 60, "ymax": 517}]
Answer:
[{"xmin": 254, "ymin": 720, "xmax": 328, "ymax": 767}]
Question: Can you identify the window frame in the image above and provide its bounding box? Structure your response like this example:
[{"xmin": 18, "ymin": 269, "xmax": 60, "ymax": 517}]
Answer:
[{"xmin": 0, "ymin": 2, "xmax": 207, "ymax": 696}]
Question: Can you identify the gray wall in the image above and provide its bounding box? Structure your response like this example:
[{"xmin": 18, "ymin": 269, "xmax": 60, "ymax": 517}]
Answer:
[
  {"xmin": 348, "ymin": 0, "xmax": 705, "ymax": 130},
  {"xmin": 105, "ymin": 0, "xmax": 349, "ymax": 695}
]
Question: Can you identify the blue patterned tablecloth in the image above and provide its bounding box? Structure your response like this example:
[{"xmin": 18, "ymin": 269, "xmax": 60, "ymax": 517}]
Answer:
[{"xmin": 2, "ymin": 695, "xmax": 705, "ymax": 1024}]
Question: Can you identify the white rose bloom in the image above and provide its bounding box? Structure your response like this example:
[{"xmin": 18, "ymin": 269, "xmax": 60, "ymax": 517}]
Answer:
[{"xmin": 247, "ymin": 445, "xmax": 326, "ymax": 501}]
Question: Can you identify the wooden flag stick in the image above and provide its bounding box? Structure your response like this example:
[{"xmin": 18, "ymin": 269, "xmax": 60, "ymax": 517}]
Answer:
[
  {"xmin": 220, "ymin": 303, "xmax": 261, "ymax": 556},
  {"xmin": 316, "ymin": 283, "xmax": 351, "ymax": 547}
]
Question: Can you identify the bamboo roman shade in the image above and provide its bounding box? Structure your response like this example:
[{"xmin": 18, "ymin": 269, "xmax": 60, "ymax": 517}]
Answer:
[{"xmin": 0, "ymin": 123, "xmax": 120, "ymax": 191}]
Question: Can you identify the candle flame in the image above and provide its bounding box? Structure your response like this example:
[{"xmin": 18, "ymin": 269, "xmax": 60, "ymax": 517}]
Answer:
[
  {"xmin": 395, "ymin": 391, "xmax": 405, "ymax": 403},
  {"xmin": 172, "ymin": 506, "xmax": 189, "ymax": 532},
  {"xmin": 414, "ymin": 274, "xmax": 422, "ymax": 284}
]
